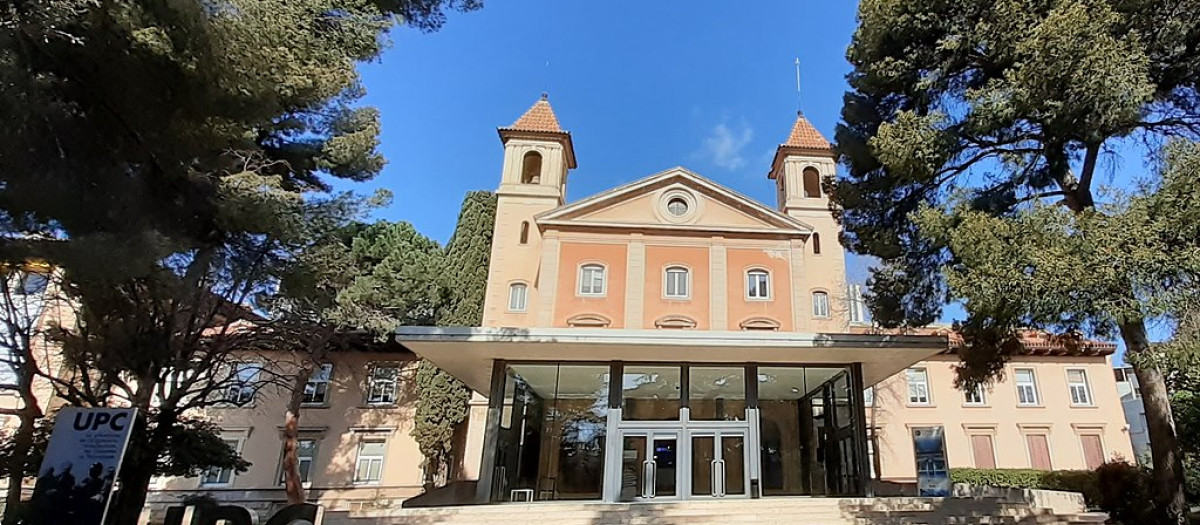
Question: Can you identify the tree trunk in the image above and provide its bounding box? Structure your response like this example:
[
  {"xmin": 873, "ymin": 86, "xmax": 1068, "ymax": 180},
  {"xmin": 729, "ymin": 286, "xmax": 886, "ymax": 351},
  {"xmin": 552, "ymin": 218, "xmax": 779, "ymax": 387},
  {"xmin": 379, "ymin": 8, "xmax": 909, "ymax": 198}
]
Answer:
[
  {"xmin": 1119, "ymin": 319, "xmax": 1188, "ymax": 525},
  {"xmin": 3, "ymin": 343, "xmax": 45, "ymax": 525},
  {"xmin": 2, "ymin": 408, "xmax": 36, "ymax": 525},
  {"xmin": 281, "ymin": 370, "xmax": 309, "ymax": 505},
  {"xmin": 107, "ymin": 448, "xmax": 157, "ymax": 525}
]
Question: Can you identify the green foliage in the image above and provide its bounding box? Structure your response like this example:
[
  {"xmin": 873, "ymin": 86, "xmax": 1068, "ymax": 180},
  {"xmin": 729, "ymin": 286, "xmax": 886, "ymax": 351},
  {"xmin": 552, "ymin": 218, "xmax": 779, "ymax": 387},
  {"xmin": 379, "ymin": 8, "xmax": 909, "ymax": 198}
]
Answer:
[
  {"xmin": 952, "ymin": 468, "xmax": 1099, "ymax": 506},
  {"xmin": 0, "ymin": 1, "xmax": 479, "ymax": 520},
  {"xmin": 333, "ymin": 221, "xmax": 448, "ymax": 331},
  {"xmin": 331, "ymin": 192, "xmax": 495, "ymax": 483},
  {"xmin": 414, "ymin": 191, "xmax": 495, "ymax": 482},
  {"xmin": 951, "ymin": 468, "xmax": 1049, "ymax": 490},
  {"xmin": 835, "ymin": 0, "xmax": 1200, "ymax": 346},
  {"xmin": 1095, "ymin": 461, "xmax": 1158, "ymax": 524}
]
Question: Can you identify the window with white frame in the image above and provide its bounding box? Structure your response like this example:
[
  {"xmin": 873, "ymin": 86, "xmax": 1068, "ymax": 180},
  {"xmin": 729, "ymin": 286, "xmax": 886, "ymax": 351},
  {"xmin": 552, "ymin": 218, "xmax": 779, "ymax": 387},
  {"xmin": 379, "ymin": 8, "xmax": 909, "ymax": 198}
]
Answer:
[
  {"xmin": 280, "ymin": 438, "xmax": 318, "ymax": 485},
  {"xmin": 508, "ymin": 283, "xmax": 528, "ymax": 312},
  {"xmin": 578, "ymin": 264, "xmax": 606, "ymax": 296},
  {"xmin": 302, "ymin": 364, "xmax": 333, "ymax": 405},
  {"xmin": 812, "ymin": 291, "xmax": 830, "ymax": 318},
  {"xmin": 223, "ymin": 363, "xmax": 262, "ymax": 405},
  {"xmin": 201, "ymin": 437, "xmax": 243, "ymax": 486},
  {"xmin": 354, "ymin": 439, "xmax": 386, "ymax": 484},
  {"xmin": 664, "ymin": 266, "xmax": 689, "ymax": 299},
  {"xmin": 366, "ymin": 364, "xmax": 399, "ymax": 406},
  {"xmin": 906, "ymin": 368, "xmax": 931, "ymax": 405},
  {"xmin": 746, "ymin": 270, "xmax": 770, "ymax": 299},
  {"xmin": 1067, "ymin": 369, "xmax": 1093, "ymax": 406},
  {"xmin": 1015, "ymin": 368, "xmax": 1040, "ymax": 406},
  {"xmin": 964, "ymin": 383, "xmax": 986, "ymax": 405}
]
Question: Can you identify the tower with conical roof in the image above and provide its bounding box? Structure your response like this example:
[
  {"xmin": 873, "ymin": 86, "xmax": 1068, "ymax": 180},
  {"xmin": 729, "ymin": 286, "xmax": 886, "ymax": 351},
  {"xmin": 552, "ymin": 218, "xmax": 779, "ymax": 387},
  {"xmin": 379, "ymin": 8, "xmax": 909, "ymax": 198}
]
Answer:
[
  {"xmin": 482, "ymin": 94, "xmax": 577, "ymax": 327},
  {"xmin": 769, "ymin": 112, "xmax": 848, "ymax": 330}
]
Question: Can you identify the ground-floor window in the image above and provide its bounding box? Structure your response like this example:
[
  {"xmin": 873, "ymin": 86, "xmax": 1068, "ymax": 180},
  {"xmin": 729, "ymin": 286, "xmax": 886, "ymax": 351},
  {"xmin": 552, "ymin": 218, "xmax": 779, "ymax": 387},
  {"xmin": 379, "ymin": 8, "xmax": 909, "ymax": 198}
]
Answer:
[{"xmin": 491, "ymin": 363, "xmax": 610, "ymax": 501}]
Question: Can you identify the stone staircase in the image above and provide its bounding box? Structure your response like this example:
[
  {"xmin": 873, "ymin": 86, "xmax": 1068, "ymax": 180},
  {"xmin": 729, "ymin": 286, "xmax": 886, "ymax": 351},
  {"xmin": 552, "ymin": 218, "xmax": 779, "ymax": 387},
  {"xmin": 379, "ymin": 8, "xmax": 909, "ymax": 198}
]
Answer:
[{"xmin": 324, "ymin": 496, "xmax": 1108, "ymax": 525}]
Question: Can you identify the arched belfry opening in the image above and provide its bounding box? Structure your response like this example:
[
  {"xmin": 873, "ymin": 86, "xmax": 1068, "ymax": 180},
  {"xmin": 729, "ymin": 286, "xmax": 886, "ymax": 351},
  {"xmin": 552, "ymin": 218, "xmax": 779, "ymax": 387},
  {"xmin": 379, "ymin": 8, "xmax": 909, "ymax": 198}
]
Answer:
[
  {"xmin": 521, "ymin": 151, "xmax": 543, "ymax": 184},
  {"xmin": 802, "ymin": 167, "xmax": 821, "ymax": 198}
]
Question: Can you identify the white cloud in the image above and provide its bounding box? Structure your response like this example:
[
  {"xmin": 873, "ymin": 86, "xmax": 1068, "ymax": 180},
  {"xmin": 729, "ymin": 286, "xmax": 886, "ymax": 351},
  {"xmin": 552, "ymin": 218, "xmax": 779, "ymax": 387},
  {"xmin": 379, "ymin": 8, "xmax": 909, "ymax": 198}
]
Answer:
[{"xmin": 699, "ymin": 121, "xmax": 754, "ymax": 170}]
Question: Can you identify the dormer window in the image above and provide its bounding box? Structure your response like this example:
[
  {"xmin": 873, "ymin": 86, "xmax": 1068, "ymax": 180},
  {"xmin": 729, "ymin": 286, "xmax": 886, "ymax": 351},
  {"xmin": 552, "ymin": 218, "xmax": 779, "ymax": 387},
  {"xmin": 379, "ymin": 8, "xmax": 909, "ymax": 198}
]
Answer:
[{"xmin": 521, "ymin": 151, "xmax": 543, "ymax": 184}]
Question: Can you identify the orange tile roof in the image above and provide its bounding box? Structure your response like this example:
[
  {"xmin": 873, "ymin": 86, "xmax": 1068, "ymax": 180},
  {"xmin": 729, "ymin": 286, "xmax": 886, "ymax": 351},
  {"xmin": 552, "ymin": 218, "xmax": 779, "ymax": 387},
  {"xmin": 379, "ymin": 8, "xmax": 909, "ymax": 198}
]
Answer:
[
  {"xmin": 505, "ymin": 94, "xmax": 563, "ymax": 133},
  {"xmin": 782, "ymin": 112, "xmax": 832, "ymax": 150},
  {"xmin": 850, "ymin": 325, "xmax": 1116, "ymax": 356}
]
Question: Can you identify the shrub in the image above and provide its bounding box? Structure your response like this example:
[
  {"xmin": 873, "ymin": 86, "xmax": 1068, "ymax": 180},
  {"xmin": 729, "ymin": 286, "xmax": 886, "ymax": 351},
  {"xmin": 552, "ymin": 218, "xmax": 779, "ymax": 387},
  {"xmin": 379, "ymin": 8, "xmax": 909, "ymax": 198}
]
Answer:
[
  {"xmin": 950, "ymin": 468, "xmax": 1098, "ymax": 506},
  {"xmin": 951, "ymin": 468, "xmax": 1047, "ymax": 489},
  {"xmin": 1094, "ymin": 461, "xmax": 1156, "ymax": 525}
]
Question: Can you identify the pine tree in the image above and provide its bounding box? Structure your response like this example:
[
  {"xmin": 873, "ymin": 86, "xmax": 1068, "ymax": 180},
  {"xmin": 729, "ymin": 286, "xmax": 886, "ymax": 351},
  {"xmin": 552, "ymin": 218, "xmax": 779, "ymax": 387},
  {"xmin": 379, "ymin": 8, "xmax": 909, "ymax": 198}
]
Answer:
[{"xmin": 834, "ymin": 2, "xmax": 1200, "ymax": 521}]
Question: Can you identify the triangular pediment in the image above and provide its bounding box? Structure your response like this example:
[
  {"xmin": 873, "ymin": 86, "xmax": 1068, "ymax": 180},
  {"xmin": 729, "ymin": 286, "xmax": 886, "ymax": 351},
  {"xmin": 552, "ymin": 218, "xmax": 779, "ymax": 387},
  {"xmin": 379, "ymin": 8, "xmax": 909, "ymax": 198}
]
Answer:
[{"xmin": 536, "ymin": 167, "xmax": 813, "ymax": 236}]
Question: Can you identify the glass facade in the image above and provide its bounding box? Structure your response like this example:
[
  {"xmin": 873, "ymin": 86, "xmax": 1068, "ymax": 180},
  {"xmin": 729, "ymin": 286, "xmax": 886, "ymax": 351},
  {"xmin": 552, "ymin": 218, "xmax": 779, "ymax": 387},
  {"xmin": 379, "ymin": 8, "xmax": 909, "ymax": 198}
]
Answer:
[
  {"xmin": 492, "ymin": 363, "xmax": 609, "ymax": 501},
  {"xmin": 488, "ymin": 362, "xmax": 865, "ymax": 503}
]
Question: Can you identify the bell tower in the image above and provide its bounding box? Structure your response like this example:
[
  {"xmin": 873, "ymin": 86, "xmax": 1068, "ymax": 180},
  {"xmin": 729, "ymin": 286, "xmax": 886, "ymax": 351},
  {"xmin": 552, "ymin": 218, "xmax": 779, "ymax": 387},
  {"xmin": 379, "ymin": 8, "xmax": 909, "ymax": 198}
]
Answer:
[
  {"xmin": 768, "ymin": 112, "xmax": 848, "ymax": 329},
  {"xmin": 482, "ymin": 94, "xmax": 577, "ymax": 327}
]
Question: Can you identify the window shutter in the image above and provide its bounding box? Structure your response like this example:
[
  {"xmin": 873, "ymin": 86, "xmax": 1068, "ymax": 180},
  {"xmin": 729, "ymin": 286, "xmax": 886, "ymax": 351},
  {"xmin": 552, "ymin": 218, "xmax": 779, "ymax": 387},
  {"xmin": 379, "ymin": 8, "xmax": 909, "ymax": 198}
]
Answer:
[
  {"xmin": 1027, "ymin": 434, "xmax": 1052, "ymax": 470},
  {"xmin": 971, "ymin": 435, "xmax": 996, "ymax": 469}
]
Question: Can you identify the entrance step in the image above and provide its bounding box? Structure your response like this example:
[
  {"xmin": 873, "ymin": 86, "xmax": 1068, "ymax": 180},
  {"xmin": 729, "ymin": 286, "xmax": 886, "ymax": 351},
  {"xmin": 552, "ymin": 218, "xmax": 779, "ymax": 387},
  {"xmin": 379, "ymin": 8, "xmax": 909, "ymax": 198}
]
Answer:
[{"xmin": 326, "ymin": 497, "xmax": 1107, "ymax": 525}]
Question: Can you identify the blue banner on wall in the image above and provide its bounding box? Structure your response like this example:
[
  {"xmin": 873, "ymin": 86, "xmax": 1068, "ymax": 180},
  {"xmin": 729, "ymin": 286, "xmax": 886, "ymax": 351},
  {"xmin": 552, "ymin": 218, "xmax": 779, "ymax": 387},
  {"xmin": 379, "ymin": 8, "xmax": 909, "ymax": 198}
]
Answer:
[{"xmin": 911, "ymin": 426, "xmax": 950, "ymax": 497}]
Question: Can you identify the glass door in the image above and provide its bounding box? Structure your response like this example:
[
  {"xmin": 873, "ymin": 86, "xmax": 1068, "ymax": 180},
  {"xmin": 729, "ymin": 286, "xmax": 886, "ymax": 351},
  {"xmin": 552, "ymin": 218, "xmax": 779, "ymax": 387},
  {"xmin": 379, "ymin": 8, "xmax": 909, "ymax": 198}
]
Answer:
[
  {"xmin": 619, "ymin": 431, "xmax": 679, "ymax": 501},
  {"xmin": 689, "ymin": 429, "xmax": 749, "ymax": 498}
]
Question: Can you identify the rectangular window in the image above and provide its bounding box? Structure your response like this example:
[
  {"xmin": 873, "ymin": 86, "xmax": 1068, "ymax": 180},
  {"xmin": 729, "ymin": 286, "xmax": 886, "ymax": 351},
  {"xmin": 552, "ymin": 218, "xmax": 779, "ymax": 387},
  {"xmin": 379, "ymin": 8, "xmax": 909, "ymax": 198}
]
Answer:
[
  {"xmin": 302, "ymin": 364, "xmax": 333, "ymax": 405},
  {"xmin": 354, "ymin": 439, "xmax": 386, "ymax": 484},
  {"xmin": 578, "ymin": 265, "xmax": 605, "ymax": 295},
  {"xmin": 970, "ymin": 434, "xmax": 997, "ymax": 469},
  {"xmin": 812, "ymin": 292, "xmax": 830, "ymax": 318},
  {"xmin": 906, "ymin": 368, "xmax": 930, "ymax": 405},
  {"xmin": 1026, "ymin": 434, "xmax": 1053, "ymax": 470},
  {"xmin": 964, "ymin": 384, "xmax": 986, "ymax": 405},
  {"xmin": 1080, "ymin": 434, "xmax": 1104, "ymax": 470},
  {"xmin": 224, "ymin": 363, "xmax": 262, "ymax": 405},
  {"xmin": 280, "ymin": 438, "xmax": 318, "ymax": 484},
  {"xmin": 201, "ymin": 438, "xmax": 242, "ymax": 486},
  {"xmin": 664, "ymin": 268, "xmax": 689, "ymax": 299},
  {"xmin": 1015, "ymin": 368, "xmax": 1039, "ymax": 406},
  {"xmin": 746, "ymin": 271, "xmax": 770, "ymax": 299},
  {"xmin": 863, "ymin": 387, "xmax": 875, "ymax": 407},
  {"xmin": 366, "ymin": 364, "xmax": 399, "ymax": 406},
  {"xmin": 1067, "ymin": 369, "xmax": 1093, "ymax": 406}
]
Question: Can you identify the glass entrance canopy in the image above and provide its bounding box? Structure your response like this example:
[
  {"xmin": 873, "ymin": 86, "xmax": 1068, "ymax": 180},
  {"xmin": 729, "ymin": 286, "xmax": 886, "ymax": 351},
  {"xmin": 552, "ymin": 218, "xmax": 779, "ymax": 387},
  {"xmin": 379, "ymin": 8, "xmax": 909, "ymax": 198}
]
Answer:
[{"xmin": 487, "ymin": 361, "xmax": 867, "ymax": 503}]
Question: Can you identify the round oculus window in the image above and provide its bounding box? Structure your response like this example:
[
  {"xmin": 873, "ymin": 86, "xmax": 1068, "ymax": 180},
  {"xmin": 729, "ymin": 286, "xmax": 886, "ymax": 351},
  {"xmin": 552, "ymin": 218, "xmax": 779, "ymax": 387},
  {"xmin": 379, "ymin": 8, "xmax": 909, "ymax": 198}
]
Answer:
[{"xmin": 666, "ymin": 197, "xmax": 689, "ymax": 217}]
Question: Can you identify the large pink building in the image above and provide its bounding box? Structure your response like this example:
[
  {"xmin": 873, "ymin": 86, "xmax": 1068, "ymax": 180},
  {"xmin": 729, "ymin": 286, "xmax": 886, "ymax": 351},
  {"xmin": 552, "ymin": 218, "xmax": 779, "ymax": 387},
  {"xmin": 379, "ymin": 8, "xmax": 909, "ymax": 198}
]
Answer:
[
  {"xmin": 1, "ymin": 96, "xmax": 1130, "ymax": 519},
  {"xmin": 399, "ymin": 95, "xmax": 1133, "ymax": 504}
]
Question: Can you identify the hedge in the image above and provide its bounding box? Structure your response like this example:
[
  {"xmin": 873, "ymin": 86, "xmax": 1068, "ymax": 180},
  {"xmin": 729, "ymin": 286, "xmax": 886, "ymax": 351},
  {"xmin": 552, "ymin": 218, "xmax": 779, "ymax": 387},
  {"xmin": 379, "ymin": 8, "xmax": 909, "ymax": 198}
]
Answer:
[{"xmin": 950, "ymin": 468, "xmax": 1100, "ymax": 506}]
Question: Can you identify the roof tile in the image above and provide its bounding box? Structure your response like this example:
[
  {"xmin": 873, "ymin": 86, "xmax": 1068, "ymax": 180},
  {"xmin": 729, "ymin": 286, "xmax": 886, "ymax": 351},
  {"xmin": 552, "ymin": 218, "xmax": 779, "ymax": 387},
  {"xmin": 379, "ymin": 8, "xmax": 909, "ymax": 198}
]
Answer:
[
  {"xmin": 782, "ymin": 112, "xmax": 832, "ymax": 150},
  {"xmin": 506, "ymin": 94, "xmax": 563, "ymax": 133}
]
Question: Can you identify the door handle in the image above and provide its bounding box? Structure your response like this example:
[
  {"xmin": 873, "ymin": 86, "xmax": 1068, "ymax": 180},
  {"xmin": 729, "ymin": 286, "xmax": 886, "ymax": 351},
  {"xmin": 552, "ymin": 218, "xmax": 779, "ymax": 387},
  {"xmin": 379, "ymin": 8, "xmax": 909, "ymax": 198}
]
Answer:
[
  {"xmin": 710, "ymin": 459, "xmax": 720, "ymax": 497},
  {"xmin": 642, "ymin": 460, "xmax": 653, "ymax": 498},
  {"xmin": 717, "ymin": 460, "xmax": 727, "ymax": 497},
  {"xmin": 648, "ymin": 460, "xmax": 657, "ymax": 498}
]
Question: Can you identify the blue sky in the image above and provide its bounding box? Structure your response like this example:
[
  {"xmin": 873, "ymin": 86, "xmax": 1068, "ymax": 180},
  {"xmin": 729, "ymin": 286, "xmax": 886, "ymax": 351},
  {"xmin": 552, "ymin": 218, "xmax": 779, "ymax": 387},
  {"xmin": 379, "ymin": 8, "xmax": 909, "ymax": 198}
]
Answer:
[
  {"xmin": 343, "ymin": 1, "xmax": 1164, "ymax": 355},
  {"xmin": 351, "ymin": 1, "xmax": 857, "ymax": 255}
]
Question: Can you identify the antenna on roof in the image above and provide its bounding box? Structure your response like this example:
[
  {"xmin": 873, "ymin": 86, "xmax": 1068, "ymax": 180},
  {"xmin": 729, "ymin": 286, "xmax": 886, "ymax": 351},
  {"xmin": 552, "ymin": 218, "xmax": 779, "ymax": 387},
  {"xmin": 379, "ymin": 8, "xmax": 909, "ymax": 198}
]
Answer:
[
  {"xmin": 794, "ymin": 57, "xmax": 803, "ymax": 115},
  {"xmin": 544, "ymin": 60, "xmax": 551, "ymax": 97}
]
